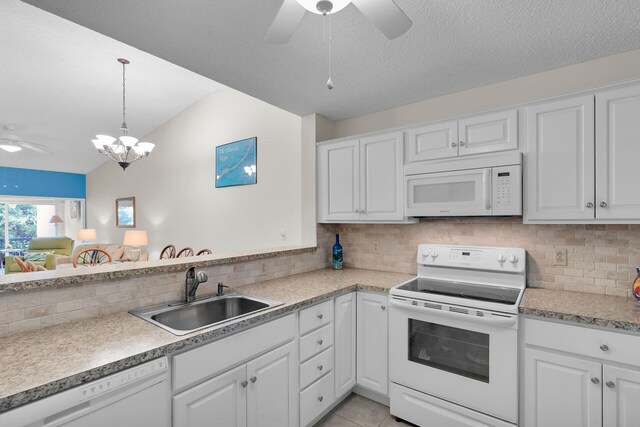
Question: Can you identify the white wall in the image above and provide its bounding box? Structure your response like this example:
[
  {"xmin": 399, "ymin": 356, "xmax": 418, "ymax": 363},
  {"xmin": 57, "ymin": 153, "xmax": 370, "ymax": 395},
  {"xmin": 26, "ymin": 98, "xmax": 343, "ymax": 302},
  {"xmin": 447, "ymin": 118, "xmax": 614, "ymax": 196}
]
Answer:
[
  {"xmin": 62, "ymin": 199, "xmax": 85, "ymax": 241},
  {"xmin": 329, "ymin": 48, "xmax": 640, "ymax": 139},
  {"xmin": 86, "ymin": 88, "xmax": 303, "ymax": 259}
]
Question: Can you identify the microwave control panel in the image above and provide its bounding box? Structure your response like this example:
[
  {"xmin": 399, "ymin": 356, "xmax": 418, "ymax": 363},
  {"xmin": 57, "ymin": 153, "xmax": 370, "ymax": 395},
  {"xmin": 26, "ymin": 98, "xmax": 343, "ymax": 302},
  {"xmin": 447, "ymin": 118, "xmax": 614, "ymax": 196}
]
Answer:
[{"xmin": 492, "ymin": 165, "xmax": 522, "ymax": 215}]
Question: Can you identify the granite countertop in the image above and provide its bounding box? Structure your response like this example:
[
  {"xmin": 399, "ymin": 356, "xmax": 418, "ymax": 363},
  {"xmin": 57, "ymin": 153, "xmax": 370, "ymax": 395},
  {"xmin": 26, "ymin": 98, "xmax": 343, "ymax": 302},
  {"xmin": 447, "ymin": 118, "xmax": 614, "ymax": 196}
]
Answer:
[
  {"xmin": 520, "ymin": 288, "xmax": 640, "ymax": 333},
  {"xmin": 0, "ymin": 268, "xmax": 413, "ymax": 412}
]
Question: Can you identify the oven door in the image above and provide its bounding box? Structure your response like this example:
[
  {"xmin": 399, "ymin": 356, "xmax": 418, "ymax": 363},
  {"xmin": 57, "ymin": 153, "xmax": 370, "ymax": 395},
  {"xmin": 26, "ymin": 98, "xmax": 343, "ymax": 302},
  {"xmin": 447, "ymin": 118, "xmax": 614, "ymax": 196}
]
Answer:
[
  {"xmin": 389, "ymin": 297, "xmax": 518, "ymax": 423},
  {"xmin": 405, "ymin": 168, "xmax": 492, "ymax": 217}
]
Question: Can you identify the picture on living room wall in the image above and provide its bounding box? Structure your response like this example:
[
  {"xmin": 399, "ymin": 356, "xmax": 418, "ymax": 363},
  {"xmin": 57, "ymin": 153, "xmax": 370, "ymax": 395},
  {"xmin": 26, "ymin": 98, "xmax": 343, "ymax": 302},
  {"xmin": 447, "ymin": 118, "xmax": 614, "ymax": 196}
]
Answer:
[
  {"xmin": 215, "ymin": 137, "xmax": 257, "ymax": 188},
  {"xmin": 70, "ymin": 200, "xmax": 80, "ymax": 219},
  {"xmin": 116, "ymin": 197, "xmax": 136, "ymax": 228}
]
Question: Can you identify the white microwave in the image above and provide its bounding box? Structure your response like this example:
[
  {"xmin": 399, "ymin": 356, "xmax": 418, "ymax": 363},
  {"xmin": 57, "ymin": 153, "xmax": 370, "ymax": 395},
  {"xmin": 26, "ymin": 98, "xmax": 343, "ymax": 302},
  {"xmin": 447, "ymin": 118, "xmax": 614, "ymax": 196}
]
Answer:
[{"xmin": 404, "ymin": 152, "xmax": 522, "ymax": 217}]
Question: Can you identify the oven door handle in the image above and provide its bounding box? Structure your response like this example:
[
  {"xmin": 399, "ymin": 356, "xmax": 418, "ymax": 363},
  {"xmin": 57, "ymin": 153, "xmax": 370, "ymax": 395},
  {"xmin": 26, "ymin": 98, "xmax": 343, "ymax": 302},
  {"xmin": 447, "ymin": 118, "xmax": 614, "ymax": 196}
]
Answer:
[{"xmin": 389, "ymin": 299, "xmax": 517, "ymax": 327}]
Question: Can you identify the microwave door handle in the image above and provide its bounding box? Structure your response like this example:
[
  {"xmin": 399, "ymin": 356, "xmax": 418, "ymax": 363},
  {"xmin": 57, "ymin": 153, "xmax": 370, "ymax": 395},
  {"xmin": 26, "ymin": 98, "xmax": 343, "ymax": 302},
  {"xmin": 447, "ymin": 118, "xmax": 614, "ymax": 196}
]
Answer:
[
  {"xmin": 389, "ymin": 298, "xmax": 517, "ymax": 327},
  {"xmin": 483, "ymin": 169, "xmax": 491, "ymax": 211}
]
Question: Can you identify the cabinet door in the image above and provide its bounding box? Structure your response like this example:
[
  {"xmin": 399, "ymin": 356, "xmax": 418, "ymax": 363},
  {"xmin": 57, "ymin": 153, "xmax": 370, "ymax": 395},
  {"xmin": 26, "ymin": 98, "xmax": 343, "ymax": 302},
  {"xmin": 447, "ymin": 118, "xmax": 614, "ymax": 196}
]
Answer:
[
  {"xmin": 317, "ymin": 140, "xmax": 360, "ymax": 222},
  {"xmin": 359, "ymin": 131, "xmax": 404, "ymax": 221},
  {"xmin": 246, "ymin": 342, "xmax": 297, "ymax": 427},
  {"xmin": 458, "ymin": 109, "xmax": 518, "ymax": 156},
  {"xmin": 524, "ymin": 347, "xmax": 602, "ymax": 427},
  {"xmin": 595, "ymin": 85, "xmax": 640, "ymax": 220},
  {"xmin": 603, "ymin": 364, "xmax": 640, "ymax": 427},
  {"xmin": 173, "ymin": 365, "xmax": 247, "ymax": 427},
  {"xmin": 357, "ymin": 292, "xmax": 388, "ymax": 396},
  {"xmin": 525, "ymin": 96, "xmax": 595, "ymax": 221},
  {"xmin": 407, "ymin": 120, "xmax": 458, "ymax": 162},
  {"xmin": 334, "ymin": 293, "xmax": 356, "ymax": 398}
]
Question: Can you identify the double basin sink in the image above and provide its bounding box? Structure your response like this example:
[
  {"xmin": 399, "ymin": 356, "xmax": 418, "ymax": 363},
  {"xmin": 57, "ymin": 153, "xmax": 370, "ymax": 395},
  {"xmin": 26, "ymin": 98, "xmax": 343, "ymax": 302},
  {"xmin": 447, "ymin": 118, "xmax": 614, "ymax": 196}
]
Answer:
[{"xmin": 130, "ymin": 293, "xmax": 282, "ymax": 336}]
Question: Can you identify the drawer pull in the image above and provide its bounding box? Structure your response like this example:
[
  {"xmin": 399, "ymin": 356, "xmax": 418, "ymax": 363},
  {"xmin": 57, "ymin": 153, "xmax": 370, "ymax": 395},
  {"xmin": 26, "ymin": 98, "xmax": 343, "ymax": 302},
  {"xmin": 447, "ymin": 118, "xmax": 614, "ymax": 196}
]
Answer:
[
  {"xmin": 317, "ymin": 313, "xmax": 324, "ymax": 319},
  {"xmin": 240, "ymin": 380, "xmax": 248, "ymax": 388},
  {"xmin": 600, "ymin": 344, "xmax": 609, "ymax": 352},
  {"xmin": 317, "ymin": 339, "xmax": 324, "ymax": 345},
  {"xmin": 250, "ymin": 376, "xmax": 257, "ymax": 383},
  {"xmin": 318, "ymin": 396, "xmax": 324, "ymax": 402},
  {"xmin": 591, "ymin": 377, "xmax": 600, "ymax": 385},
  {"xmin": 606, "ymin": 381, "xmax": 615, "ymax": 389},
  {"xmin": 318, "ymin": 364, "xmax": 323, "ymax": 371}
]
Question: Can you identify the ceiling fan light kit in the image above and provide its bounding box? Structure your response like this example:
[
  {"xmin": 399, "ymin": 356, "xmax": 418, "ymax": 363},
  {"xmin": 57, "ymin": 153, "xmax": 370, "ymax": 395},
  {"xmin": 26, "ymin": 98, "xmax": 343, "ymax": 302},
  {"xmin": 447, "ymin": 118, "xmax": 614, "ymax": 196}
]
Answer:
[{"xmin": 92, "ymin": 58, "xmax": 155, "ymax": 170}]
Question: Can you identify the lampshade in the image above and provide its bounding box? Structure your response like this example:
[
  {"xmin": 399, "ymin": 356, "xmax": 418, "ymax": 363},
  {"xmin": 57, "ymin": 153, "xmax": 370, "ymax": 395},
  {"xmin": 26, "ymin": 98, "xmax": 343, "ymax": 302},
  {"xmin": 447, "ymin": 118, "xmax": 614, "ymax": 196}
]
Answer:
[
  {"xmin": 77, "ymin": 228, "xmax": 97, "ymax": 241},
  {"xmin": 49, "ymin": 215, "xmax": 63, "ymax": 224},
  {"xmin": 123, "ymin": 230, "xmax": 148, "ymax": 247}
]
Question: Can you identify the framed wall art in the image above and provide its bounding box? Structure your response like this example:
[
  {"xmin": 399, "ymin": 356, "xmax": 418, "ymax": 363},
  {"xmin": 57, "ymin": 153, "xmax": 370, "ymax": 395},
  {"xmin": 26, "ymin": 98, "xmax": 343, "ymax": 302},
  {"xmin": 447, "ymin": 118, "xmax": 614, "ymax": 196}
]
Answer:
[
  {"xmin": 116, "ymin": 196, "xmax": 136, "ymax": 228},
  {"xmin": 215, "ymin": 137, "xmax": 257, "ymax": 188}
]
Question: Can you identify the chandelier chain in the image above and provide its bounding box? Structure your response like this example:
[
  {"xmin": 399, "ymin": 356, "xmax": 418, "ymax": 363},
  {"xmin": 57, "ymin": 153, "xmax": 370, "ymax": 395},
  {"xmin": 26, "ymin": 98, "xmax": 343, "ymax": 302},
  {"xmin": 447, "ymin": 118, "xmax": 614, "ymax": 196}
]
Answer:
[{"xmin": 122, "ymin": 61, "xmax": 127, "ymax": 131}]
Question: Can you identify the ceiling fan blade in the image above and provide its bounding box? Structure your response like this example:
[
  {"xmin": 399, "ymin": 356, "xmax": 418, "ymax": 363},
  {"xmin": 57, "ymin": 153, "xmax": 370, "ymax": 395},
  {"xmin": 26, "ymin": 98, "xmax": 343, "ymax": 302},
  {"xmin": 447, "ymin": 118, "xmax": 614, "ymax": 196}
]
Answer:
[
  {"xmin": 352, "ymin": 0, "xmax": 413, "ymax": 39},
  {"xmin": 20, "ymin": 142, "xmax": 52, "ymax": 154},
  {"xmin": 265, "ymin": 0, "xmax": 306, "ymax": 44}
]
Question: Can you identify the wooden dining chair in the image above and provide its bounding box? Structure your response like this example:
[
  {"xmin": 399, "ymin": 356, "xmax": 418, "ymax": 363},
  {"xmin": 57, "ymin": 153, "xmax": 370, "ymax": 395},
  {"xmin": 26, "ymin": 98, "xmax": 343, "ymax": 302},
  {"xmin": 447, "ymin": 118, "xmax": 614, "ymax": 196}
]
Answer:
[
  {"xmin": 196, "ymin": 249, "xmax": 212, "ymax": 256},
  {"xmin": 176, "ymin": 247, "xmax": 194, "ymax": 258},
  {"xmin": 160, "ymin": 244, "xmax": 177, "ymax": 260},
  {"xmin": 73, "ymin": 249, "xmax": 112, "ymax": 267}
]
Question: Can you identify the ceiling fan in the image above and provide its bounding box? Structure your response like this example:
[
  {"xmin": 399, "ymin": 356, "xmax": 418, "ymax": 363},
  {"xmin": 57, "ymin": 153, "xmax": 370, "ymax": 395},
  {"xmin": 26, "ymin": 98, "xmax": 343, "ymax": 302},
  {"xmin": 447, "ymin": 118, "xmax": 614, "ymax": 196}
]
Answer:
[
  {"xmin": 0, "ymin": 126, "xmax": 52, "ymax": 154},
  {"xmin": 266, "ymin": 0, "xmax": 413, "ymax": 43}
]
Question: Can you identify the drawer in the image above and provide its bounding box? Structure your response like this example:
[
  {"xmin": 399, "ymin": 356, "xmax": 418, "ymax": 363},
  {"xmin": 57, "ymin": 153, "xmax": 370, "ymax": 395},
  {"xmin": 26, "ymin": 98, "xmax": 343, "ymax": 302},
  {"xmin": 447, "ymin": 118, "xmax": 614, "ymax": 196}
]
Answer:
[
  {"xmin": 300, "ymin": 323, "xmax": 334, "ymax": 362},
  {"xmin": 523, "ymin": 317, "xmax": 640, "ymax": 367},
  {"xmin": 299, "ymin": 300, "xmax": 333, "ymax": 335},
  {"xmin": 173, "ymin": 314, "xmax": 295, "ymax": 391},
  {"xmin": 300, "ymin": 347, "xmax": 334, "ymax": 390},
  {"xmin": 300, "ymin": 371, "xmax": 334, "ymax": 427}
]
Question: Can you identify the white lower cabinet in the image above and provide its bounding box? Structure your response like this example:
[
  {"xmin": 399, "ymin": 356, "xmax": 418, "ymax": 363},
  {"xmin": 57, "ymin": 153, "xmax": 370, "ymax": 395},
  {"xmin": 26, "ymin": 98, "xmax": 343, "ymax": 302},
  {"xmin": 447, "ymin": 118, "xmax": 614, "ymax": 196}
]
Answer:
[
  {"xmin": 334, "ymin": 292, "xmax": 356, "ymax": 399},
  {"xmin": 356, "ymin": 292, "xmax": 388, "ymax": 395},
  {"xmin": 522, "ymin": 318, "xmax": 640, "ymax": 427}
]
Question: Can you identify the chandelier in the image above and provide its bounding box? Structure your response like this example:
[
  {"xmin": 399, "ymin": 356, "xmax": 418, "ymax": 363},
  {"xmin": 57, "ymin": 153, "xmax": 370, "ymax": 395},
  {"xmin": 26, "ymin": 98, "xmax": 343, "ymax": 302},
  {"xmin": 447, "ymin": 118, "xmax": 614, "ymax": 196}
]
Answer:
[{"xmin": 91, "ymin": 58, "xmax": 155, "ymax": 170}]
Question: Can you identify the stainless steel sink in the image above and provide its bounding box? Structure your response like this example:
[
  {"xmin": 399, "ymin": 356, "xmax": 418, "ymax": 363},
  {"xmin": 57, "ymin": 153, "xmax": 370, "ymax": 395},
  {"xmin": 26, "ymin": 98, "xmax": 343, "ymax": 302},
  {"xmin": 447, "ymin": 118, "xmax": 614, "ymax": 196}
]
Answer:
[{"xmin": 130, "ymin": 293, "xmax": 282, "ymax": 336}]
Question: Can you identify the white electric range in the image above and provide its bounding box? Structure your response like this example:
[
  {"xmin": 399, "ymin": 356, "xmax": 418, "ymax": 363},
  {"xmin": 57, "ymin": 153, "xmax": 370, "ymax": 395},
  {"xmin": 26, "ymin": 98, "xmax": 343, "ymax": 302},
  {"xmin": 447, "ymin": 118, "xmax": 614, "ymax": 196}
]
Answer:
[{"xmin": 389, "ymin": 244, "xmax": 526, "ymax": 427}]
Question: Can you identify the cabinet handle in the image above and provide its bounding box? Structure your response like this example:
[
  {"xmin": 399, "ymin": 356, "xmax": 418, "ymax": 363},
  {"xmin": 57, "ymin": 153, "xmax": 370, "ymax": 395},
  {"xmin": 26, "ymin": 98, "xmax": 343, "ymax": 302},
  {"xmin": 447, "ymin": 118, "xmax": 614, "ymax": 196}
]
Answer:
[
  {"xmin": 354, "ymin": 209, "xmax": 359, "ymax": 214},
  {"xmin": 318, "ymin": 364, "xmax": 323, "ymax": 371},
  {"xmin": 451, "ymin": 142, "xmax": 458, "ymax": 148},
  {"xmin": 600, "ymin": 202, "xmax": 608, "ymax": 208},
  {"xmin": 317, "ymin": 339, "xmax": 323, "ymax": 345},
  {"xmin": 381, "ymin": 306, "xmax": 386, "ymax": 311},
  {"xmin": 318, "ymin": 396, "xmax": 324, "ymax": 402},
  {"xmin": 240, "ymin": 380, "xmax": 248, "ymax": 388},
  {"xmin": 600, "ymin": 344, "xmax": 609, "ymax": 352},
  {"xmin": 250, "ymin": 376, "xmax": 257, "ymax": 383},
  {"xmin": 317, "ymin": 313, "xmax": 323, "ymax": 320},
  {"xmin": 586, "ymin": 202, "xmax": 594, "ymax": 208},
  {"xmin": 459, "ymin": 141, "xmax": 465, "ymax": 147},
  {"xmin": 606, "ymin": 381, "xmax": 615, "ymax": 389},
  {"xmin": 591, "ymin": 377, "xmax": 600, "ymax": 385}
]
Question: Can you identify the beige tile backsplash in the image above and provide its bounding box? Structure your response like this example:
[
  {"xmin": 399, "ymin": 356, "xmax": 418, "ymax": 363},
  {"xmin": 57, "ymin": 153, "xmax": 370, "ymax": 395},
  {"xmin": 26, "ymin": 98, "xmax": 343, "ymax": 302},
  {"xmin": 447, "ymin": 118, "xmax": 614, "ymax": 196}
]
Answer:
[
  {"xmin": 332, "ymin": 218, "xmax": 639, "ymax": 298},
  {"xmin": 1, "ymin": 219, "xmax": 638, "ymax": 337}
]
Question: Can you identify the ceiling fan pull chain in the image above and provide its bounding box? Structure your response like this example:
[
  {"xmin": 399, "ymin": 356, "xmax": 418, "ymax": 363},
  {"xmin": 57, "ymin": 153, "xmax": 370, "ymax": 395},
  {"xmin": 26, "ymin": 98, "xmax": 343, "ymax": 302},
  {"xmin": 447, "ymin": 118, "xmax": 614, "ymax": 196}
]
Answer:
[{"xmin": 326, "ymin": 13, "xmax": 334, "ymax": 90}]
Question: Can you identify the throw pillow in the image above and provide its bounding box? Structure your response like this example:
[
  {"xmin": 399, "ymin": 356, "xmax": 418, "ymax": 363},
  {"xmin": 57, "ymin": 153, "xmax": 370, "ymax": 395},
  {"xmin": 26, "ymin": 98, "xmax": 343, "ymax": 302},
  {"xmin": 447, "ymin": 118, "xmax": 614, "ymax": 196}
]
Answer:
[
  {"xmin": 24, "ymin": 251, "xmax": 53, "ymax": 263},
  {"xmin": 14, "ymin": 257, "xmax": 30, "ymax": 272}
]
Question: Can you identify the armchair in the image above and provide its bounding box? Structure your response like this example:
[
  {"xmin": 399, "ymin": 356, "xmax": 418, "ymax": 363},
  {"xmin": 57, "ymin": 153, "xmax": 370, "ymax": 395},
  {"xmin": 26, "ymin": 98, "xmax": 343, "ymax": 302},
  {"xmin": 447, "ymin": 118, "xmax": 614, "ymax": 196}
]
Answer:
[{"xmin": 5, "ymin": 237, "xmax": 74, "ymax": 274}]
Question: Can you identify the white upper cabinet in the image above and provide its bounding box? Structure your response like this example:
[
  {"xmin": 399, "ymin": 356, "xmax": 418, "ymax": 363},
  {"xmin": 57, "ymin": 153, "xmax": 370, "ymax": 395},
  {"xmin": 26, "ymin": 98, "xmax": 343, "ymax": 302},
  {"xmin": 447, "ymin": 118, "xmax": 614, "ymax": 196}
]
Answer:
[
  {"xmin": 407, "ymin": 120, "xmax": 458, "ymax": 161},
  {"xmin": 458, "ymin": 109, "xmax": 518, "ymax": 156},
  {"xmin": 317, "ymin": 131, "xmax": 411, "ymax": 223},
  {"xmin": 407, "ymin": 110, "xmax": 518, "ymax": 163},
  {"xmin": 317, "ymin": 139, "xmax": 360, "ymax": 222},
  {"xmin": 359, "ymin": 132, "xmax": 404, "ymax": 221},
  {"xmin": 525, "ymin": 95, "xmax": 596, "ymax": 221},
  {"xmin": 595, "ymin": 85, "xmax": 640, "ymax": 220}
]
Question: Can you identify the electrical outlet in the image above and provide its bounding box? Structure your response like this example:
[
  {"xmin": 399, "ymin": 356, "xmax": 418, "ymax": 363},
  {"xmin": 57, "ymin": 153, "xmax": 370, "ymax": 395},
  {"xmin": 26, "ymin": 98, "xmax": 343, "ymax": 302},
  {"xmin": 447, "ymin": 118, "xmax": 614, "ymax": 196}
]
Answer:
[
  {"xmin": 372, "ymin": 241, "xmax": 379, "ymax": 253},
  {"xmin": 260, "ymin": 262, "xmax": 267, "ymax": 274},
  {"xmin": 280, "ymin": 230, "xmax": 287, "ymax": 241},
  {"xmin": 554, "ymin": 248, "xmax": 568, "ymax": 266}
]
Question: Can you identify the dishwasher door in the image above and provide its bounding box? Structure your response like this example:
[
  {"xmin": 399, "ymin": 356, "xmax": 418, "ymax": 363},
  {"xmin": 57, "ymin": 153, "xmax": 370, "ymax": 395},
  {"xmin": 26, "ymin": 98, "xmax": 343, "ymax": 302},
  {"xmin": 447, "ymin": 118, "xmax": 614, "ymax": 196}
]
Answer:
[{"xmin": 0, "ymin": 357, "xmax": 170, "ymax": 427}]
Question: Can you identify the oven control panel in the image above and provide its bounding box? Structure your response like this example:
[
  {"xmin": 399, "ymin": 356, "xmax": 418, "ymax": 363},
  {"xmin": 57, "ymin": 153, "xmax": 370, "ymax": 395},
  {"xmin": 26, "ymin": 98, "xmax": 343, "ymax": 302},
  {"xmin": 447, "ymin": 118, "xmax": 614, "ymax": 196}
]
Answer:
[{"xmin": 417, "ymin": 244, "xmax": 526, "ymax": 273}]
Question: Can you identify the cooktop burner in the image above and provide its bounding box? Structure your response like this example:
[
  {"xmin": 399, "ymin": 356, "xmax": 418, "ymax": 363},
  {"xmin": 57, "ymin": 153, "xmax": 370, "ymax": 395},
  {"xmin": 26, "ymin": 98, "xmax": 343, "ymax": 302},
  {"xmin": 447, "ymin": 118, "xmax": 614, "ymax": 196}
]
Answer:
[{"xmin": 396, "ymin": 277, "xmax": 521, "ymax": 305}]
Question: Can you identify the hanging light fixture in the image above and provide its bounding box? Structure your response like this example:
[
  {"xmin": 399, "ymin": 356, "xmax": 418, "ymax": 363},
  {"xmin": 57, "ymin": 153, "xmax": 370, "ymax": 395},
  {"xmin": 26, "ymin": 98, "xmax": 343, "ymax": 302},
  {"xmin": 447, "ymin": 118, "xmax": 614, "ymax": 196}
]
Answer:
[{"xmin": 92, "ymin": 58, "xmax": 155, "ymax": 170}]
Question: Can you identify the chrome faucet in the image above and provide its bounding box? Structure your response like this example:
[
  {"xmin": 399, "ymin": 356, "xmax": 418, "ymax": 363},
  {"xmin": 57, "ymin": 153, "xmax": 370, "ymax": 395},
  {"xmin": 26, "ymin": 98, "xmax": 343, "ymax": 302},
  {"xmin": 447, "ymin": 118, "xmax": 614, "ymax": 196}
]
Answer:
[{"xmin": 185, "ymin": 267, "xmax": 208, "ymax": 303}]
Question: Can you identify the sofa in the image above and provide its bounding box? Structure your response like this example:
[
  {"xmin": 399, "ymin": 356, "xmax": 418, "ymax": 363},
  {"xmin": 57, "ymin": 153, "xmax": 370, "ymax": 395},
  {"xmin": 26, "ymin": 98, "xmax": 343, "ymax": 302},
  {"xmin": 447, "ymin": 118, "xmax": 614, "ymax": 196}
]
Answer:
[
  {"xmin": 55, "ymin": 243, "xmax": 149, "ymax": 268},
  {"xmin": 5, "ymin": 237, "xmax": 74, "ymax": 274}
]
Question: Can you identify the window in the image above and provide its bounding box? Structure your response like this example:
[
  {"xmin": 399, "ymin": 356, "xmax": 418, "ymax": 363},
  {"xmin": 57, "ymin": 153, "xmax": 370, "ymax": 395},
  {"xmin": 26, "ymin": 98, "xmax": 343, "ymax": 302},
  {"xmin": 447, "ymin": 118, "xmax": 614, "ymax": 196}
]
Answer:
[{"xmin": 0, "ymin": 203, "xmax": 58, "ymax": 249}]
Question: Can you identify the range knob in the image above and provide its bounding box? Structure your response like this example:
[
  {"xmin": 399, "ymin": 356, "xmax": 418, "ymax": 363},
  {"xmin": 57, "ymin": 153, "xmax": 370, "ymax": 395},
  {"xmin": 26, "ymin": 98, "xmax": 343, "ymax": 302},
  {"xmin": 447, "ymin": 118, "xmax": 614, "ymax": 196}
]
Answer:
[
  {"xmin": 509, "ymin": 255, "xmax": 519, "ymax": 263},
  {"xmin": 497, "ymin": 254, "xmax": 506, "ymax": 263},
  {"xmin": 421, "ymin": 251, "xmax": 430, "ymax": 260},
  {"xmin": 431, "ymin": 252, "xmax": 438, "ymax": 259}
]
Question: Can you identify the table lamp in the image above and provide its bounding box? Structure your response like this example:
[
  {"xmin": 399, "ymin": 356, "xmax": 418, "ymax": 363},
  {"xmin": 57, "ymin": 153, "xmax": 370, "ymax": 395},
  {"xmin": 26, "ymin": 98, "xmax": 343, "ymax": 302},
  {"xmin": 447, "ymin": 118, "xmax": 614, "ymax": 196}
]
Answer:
[
  {"xmin": 123, "ymin": 230, "xmax": 148, "ymax": 262},
  {"xmin": 77, "ymin": 228, "xmax": 97, "ymax": 244}
]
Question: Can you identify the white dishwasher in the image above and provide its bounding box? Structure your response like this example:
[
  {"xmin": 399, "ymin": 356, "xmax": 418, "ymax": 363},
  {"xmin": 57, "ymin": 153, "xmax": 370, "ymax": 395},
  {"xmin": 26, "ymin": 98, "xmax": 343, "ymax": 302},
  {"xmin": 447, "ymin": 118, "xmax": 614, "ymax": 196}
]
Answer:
[{"xmin": 0, "ymin": 357, "xmax": 170, "ymax": 427}]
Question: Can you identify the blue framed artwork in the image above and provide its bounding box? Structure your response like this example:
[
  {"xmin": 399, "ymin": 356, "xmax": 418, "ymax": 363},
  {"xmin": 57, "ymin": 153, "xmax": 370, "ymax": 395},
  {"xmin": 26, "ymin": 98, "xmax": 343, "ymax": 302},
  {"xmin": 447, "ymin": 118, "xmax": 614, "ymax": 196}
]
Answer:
[{"xmin": 215, "ymin": 137, "xmax": 257, "ymax": 188}]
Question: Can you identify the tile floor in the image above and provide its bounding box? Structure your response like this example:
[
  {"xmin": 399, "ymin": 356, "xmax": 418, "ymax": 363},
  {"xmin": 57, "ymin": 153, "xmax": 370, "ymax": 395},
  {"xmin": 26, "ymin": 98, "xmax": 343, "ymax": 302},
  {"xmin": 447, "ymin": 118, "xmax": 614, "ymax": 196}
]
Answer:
[{"xmin": 314, "ymin": 394, "xmax": 414, "ymax": 427}]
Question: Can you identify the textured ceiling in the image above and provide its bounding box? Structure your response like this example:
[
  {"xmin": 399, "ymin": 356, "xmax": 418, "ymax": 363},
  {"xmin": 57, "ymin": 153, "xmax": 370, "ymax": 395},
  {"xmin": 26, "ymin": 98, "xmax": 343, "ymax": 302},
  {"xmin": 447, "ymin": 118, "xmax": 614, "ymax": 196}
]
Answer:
[
  {"xmin": 1, "ymin": 0, "xmax": 224, "ymax": 174},
  {"xmin": 19, "ymin": 0, "xmax": 640, "ymax": 122}
]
